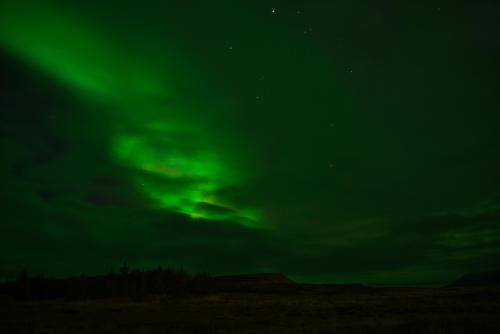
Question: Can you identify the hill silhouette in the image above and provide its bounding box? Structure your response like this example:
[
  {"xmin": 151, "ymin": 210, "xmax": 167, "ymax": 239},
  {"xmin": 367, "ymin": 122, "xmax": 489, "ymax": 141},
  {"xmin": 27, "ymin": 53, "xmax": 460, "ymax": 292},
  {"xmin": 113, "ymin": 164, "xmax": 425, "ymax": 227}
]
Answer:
[
  {"xmin": 447, "ymin": 271, "xmax": 500, "ymax": 288},
  {"xmin": 214, "ymin": 273, "xmax": 293, "ymax": 284}
]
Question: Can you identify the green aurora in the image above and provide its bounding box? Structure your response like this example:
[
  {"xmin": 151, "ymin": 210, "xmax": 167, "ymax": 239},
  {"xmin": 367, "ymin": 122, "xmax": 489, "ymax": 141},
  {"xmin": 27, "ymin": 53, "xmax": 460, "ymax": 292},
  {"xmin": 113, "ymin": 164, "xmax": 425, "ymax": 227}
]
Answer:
[
  {"xmin": 1, "ymin": 0, "xmax": 500, "ymax": 286},
  {"xmin": 0, "ymin": 0, "xmax": 260, "ymax": 226}
]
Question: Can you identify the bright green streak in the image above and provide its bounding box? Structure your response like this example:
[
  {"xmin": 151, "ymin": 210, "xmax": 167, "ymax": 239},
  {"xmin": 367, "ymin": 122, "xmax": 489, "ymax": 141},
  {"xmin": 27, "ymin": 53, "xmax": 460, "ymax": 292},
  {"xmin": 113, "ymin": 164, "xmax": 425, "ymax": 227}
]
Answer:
[
  {"xmin": 0, "ymin": 3, "xmax": 165, "ymax": 101},
  {"xmin": 0, "ymin": 1, "xmax": 260, "ymax": 227}
]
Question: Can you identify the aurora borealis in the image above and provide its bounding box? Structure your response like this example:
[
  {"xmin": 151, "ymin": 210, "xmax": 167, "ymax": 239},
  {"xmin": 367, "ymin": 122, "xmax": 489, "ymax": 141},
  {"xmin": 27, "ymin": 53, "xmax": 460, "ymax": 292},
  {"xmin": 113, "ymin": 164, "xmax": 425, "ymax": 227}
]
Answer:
[
  {"xmin": 0, "ymin": 0, "xmax": 260, "ymax": 226},
  {"xmin": 1, "ymin": 0, "xmax": 500, "ymax": 286}
]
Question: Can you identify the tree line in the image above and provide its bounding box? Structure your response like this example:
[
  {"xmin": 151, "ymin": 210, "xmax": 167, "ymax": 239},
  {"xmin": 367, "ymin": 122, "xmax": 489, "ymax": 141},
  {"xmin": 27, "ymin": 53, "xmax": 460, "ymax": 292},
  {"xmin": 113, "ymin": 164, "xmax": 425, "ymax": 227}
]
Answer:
[{"xmin": 0, "ymin": 262, "xmax": 212, "ymax": 301}]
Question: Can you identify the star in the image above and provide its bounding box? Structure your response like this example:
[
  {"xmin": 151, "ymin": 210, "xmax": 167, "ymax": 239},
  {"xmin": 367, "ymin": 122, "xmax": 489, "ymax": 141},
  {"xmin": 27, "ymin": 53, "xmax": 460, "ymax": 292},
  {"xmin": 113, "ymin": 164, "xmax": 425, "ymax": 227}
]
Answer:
[{"xmin": 271, "ymin": 9, "xmax": 277, "ymax": 14}]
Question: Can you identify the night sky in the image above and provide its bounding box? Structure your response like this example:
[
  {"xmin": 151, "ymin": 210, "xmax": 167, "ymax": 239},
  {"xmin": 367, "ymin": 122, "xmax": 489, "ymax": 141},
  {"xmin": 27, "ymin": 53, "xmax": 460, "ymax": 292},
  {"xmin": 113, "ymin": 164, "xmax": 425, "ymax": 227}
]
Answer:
[{"xmin": 1, "ymin": 0, "xmax": 500, "ymax": 286}]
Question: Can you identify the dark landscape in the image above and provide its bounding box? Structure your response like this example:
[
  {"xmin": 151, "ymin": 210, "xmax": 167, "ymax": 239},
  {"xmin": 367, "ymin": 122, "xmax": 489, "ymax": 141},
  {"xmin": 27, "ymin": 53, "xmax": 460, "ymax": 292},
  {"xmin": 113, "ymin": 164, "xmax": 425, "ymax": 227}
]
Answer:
[{"xmin": 1, "ymin": 268, "xmax": 500, "ymax": 334}]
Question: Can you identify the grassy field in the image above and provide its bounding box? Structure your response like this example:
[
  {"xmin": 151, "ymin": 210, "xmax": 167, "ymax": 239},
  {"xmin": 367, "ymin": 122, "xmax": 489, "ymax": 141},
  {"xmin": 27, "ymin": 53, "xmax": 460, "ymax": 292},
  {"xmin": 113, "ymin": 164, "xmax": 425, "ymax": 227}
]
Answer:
[{"xmin": 1, "ymin": 285, "xmax": 500, "ymax": 333}]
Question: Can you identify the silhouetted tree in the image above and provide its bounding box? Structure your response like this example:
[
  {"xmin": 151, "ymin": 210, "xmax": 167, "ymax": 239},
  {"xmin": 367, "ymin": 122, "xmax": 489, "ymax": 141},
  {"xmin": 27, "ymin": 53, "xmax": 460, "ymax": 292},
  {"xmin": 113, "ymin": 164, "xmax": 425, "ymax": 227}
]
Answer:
[
  {"xmin": 120, "ymin": 261, "xmax": 130, "ymax": 276},
  {"xmin": 1, "ymin": 265, "xmax": 212, "ymax": 301},
  {"xmin": 15, "ymin": 269, "xmax": 30, "ymax": 300}
]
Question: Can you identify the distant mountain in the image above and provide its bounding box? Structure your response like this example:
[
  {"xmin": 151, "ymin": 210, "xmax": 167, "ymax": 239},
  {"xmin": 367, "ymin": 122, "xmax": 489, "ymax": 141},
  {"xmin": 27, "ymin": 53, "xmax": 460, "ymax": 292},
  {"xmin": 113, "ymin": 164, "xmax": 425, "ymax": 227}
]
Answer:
[
  {"xmin": 447, "ymin": 271, "xmax": 500, "ymax": 287},
  {"xmin": 214, "ymin": 273, "xmax": 294, "ymax": 284}
]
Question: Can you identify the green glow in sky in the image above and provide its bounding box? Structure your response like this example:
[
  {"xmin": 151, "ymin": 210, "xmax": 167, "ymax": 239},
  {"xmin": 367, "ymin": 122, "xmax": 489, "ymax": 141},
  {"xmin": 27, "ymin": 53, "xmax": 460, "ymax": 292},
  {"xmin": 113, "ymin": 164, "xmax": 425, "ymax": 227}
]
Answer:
[
  {"xmin": 1, "ymin": 0, "xmax": 500, "ymax": 286},
  {"xmin": 0, "ymin": 0, "xmax": 259, "ymax": 227}
]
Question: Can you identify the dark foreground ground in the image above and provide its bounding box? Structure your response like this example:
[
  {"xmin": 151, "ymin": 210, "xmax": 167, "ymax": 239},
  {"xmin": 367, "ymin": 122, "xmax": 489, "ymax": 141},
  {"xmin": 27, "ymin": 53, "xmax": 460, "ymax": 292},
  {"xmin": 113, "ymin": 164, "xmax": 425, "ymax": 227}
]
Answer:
[{"xmin": 1, "ymin": 285, "xmax": 500, "ymax": 334}]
